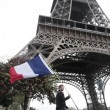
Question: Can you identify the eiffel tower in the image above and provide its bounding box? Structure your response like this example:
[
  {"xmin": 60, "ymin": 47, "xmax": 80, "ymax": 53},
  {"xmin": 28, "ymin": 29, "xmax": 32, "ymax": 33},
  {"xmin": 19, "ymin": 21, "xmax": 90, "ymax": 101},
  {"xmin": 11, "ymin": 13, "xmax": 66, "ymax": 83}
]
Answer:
[{"xmin": 15, "ymin": 0, "xmax": 110, "ymax": 110}]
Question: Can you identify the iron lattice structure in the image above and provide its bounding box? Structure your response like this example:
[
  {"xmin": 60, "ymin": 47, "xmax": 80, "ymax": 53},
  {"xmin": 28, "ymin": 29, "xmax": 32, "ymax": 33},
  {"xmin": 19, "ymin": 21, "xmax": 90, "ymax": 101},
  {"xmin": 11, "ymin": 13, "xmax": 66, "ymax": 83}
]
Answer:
[{"xmin": 15, "ymin": 0, "xmax": 110, "ymax": 110}]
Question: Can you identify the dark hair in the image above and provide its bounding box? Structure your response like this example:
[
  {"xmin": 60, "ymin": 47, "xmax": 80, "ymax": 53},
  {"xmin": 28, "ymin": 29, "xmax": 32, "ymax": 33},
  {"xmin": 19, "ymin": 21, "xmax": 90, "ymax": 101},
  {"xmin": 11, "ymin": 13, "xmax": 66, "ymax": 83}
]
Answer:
[{"xmin": 58, "ymin": 84, "xmax": 64, "ymax": 89}]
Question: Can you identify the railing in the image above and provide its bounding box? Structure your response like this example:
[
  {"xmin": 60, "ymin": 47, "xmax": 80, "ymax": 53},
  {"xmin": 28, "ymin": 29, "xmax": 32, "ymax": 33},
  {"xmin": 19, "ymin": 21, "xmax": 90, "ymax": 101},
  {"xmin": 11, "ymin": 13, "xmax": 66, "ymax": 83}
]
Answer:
[{"xmin": 38, "ymin": 15, "xmax": 110, "ymax": 35}]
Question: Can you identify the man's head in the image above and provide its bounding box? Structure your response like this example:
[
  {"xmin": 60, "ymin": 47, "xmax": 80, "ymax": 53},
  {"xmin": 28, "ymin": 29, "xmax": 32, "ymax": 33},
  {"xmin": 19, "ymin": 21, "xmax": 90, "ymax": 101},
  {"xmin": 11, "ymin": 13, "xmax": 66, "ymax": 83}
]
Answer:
[{"xmin": 58, "ymin": 84, "xmax": 64, "ymax": 91}]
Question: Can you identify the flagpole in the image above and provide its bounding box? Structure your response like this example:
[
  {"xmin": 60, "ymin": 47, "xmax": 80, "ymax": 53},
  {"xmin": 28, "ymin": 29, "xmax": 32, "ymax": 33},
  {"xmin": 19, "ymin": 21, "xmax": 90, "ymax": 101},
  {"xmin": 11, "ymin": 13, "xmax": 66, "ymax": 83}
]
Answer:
[{"xmin": 64, "ymin": 86, "xmax": 79, "ymax": 110}]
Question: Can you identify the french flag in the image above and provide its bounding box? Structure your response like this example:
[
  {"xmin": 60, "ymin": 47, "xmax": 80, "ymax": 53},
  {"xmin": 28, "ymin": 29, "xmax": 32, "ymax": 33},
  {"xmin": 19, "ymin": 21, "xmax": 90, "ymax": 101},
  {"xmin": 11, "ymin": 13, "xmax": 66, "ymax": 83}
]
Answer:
[{"xmin": 9, "ymin": 54, "xmax": 53, "ymax": 83}]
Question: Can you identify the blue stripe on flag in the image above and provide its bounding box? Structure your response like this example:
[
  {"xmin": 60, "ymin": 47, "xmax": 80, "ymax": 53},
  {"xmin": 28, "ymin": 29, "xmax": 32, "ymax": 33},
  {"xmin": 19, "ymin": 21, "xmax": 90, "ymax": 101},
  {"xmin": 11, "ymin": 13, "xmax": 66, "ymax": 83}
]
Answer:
[{"xmin": 28, "ymin": 55, "xmax": 52, "ymax": 76}]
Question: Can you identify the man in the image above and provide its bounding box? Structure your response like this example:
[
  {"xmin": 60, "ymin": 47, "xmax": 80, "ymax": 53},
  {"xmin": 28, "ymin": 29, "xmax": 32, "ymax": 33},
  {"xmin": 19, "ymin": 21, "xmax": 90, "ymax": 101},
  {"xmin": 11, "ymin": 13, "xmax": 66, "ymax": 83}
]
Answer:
[{"xmin": 56, "ymin": 84, "xmax": 71, "ymax": 110}]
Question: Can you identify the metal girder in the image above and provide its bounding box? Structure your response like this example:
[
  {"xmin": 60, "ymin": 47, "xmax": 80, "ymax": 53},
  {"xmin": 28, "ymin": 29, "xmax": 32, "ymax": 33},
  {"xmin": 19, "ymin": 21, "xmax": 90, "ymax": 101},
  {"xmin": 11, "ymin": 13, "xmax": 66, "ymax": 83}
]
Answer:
[
  {"xmin": 84, "ymin": 0, "xmax": 110, "ymax": 27},
  {"xmin": 51, "ymin": 0, "xmax": 72, "ymax": 20},
  {"xmin": 51, "ymin": 0, "xmax": 110, "ymax": 27}
]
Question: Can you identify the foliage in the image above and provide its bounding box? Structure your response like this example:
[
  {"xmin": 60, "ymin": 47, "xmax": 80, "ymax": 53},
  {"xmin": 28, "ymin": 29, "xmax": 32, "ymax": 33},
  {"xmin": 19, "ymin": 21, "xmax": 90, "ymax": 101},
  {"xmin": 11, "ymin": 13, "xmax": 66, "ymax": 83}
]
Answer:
[
  {"xmin": 0, "ymin": 62, "xmax": 14, "ymax": 107},
  {"xmin": 0, "ymin": 56, "xmax": 58, "ymax": 108}
]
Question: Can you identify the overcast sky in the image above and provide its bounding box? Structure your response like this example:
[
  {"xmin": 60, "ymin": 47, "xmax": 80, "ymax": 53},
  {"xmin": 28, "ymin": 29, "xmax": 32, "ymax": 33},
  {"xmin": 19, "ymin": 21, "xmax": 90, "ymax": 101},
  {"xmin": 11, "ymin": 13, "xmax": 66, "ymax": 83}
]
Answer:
[{"xmin": 0, "ymin": 0, "xmax": 110, "ymax": 109}]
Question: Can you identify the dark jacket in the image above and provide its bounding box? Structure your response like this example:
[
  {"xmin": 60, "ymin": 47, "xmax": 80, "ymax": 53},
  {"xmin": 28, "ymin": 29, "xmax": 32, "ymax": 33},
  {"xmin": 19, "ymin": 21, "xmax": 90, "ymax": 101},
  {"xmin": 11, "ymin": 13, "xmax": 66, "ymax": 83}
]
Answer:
[{"xmin": 56, "ymin": 90, "xmax": 70, "ymax": 110}]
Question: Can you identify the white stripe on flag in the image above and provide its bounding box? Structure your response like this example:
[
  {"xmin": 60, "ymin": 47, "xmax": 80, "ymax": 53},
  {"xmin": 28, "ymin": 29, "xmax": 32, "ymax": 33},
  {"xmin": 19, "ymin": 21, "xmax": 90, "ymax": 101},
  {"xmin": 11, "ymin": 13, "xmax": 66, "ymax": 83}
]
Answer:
[{"xmin": 14, "ymin": 62, "xmax": 39, "ymax": 78}]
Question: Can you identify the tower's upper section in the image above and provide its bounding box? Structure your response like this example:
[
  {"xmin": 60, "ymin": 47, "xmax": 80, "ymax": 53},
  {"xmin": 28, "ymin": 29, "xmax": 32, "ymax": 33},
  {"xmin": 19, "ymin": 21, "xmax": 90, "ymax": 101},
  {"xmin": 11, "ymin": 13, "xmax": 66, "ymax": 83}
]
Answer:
[
  {"xmin": 51, "ymin": 0, "xmax": 89, "ymax": 21},
  {"xmin": 51, "ymin": 0, "xmax": 110, "ymax": 27}
]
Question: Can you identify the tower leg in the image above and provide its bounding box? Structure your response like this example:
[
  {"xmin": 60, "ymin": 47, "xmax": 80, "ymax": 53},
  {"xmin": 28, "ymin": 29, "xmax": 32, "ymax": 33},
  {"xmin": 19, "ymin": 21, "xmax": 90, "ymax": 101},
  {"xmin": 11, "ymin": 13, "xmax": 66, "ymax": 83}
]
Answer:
[{"xmin": 85, "ymin": 74, "xmax": 107, "ymax": 110}]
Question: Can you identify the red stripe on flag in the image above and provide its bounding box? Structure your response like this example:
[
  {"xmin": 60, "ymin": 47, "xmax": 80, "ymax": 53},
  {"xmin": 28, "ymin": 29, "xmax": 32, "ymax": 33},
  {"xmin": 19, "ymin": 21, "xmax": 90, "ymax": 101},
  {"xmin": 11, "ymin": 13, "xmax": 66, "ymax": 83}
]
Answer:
[{"xmin": 9, "ymin": 67, "xmax": 23, "ymax": 83}]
